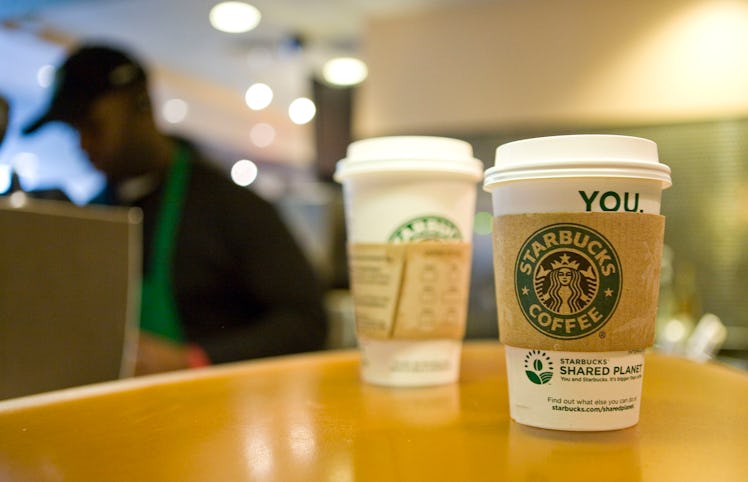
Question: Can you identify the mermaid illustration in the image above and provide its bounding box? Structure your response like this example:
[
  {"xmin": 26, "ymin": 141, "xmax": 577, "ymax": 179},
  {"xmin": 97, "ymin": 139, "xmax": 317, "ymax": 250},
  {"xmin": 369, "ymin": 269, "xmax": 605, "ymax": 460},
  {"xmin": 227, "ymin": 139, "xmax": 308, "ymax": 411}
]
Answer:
[{"xmin": 535, "ymin": 252, "xmax": 597, "ymax": 315}]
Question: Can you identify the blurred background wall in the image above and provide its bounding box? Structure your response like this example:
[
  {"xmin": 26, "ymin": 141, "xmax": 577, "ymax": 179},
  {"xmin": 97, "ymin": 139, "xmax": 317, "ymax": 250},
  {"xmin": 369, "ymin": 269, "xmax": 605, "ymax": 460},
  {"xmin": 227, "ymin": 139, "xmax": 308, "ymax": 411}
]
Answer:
[
  {"xmin": 356, "ymin": 0, "xmax": 748, "ymax": 133},
  {"xmin": 354, "ymin": 0, "xmax": 748, "ymax": 363}
]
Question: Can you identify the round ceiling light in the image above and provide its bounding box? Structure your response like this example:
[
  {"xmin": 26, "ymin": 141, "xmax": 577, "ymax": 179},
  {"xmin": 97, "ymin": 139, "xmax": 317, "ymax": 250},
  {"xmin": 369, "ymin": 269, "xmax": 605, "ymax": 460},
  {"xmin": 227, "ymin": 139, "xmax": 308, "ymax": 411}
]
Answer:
[
  {"xmin": 288, "ymin": 98, "xmax": 316, "ymax": 125},
  {"xmin": 231, "ymin": 159, "xmax": 258, "ymax": 186},
  {"xmin": 210, "ymin": 2, "xmax": 261, "ymax": 33},
  {"xmin": 322, "ymin": 57, "xmax": 368, "ymax": 86},
  {"xmin": 245, "ymin": 83, "xmax": 273, "ymax": 110},
  {"xmin": 162, "ymin": 98, "xmax": 189, "ymax": 124}
]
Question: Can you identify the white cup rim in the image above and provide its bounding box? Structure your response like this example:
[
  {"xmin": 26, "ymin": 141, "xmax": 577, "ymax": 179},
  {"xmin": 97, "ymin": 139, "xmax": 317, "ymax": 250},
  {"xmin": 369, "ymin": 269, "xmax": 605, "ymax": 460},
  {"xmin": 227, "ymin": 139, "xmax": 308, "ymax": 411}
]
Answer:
[
  {"xmin": 483, "ymin": 134, "xmax": 672, "ymax": 190},
  {"xmin": 335, "ymin": 135, "xmax": 484, "ymax": 182},
  {"xmin": 483, "ymin": 160, "xmax": 672, "ymax": 191}
]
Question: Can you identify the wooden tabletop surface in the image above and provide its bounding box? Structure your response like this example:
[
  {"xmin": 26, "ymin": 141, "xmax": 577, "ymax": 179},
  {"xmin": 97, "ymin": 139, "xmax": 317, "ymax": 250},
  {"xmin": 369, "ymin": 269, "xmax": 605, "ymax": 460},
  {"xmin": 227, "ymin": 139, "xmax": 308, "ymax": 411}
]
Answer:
[{"xmin": 0, "ymin": 341, "xmax": 746, "ymax": 481}]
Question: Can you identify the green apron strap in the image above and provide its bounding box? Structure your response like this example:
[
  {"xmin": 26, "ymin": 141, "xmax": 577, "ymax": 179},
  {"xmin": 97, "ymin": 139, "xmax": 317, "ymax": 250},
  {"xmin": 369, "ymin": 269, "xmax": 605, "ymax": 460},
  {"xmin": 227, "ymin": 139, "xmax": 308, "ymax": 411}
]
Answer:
[{"xmin": 139, "ymin": 145, "xmax": 191, "ymax": 342}]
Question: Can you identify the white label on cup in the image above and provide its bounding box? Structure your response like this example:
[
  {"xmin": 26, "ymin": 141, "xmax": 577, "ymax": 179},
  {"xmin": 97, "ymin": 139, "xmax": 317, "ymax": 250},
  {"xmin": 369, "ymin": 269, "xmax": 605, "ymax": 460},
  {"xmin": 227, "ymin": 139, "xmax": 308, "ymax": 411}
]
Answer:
[
  {"xmin": 505, "ymin": 346, "xmax": 644, "ymax": 431},
  {"xmin": 359, "ymin": 339, "xmax": 462, "ymax": 387}
]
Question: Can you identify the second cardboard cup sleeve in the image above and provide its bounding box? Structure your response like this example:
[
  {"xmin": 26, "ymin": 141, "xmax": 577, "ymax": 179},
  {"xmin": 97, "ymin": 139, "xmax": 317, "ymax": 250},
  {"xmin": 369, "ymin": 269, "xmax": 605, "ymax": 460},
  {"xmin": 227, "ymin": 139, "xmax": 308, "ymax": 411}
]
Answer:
[{"xmin": 348, "ymin": 242, "xmax": 472, "ymax": 340}]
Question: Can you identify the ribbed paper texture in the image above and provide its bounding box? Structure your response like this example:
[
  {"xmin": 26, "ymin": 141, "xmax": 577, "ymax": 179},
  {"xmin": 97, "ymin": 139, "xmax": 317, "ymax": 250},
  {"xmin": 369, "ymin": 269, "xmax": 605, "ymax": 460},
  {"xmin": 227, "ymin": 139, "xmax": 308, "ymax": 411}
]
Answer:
[
  {"xmin": 493, "ymin": 212, "xmax": 665, "ymax": 351},
  {"xmin": 348, "ymin": 242, "xmax": 471, "ymax": 340}
]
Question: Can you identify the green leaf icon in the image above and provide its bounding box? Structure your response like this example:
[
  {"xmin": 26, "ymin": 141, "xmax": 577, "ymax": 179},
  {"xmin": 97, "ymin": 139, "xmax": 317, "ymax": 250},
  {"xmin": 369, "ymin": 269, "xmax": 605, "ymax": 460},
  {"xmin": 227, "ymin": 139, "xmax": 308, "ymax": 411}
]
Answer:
[
  {"xmin": 540, "ymin": 372, "xmax": 553, "ymax": 384},
  {"xmin": 525, "ymin": 371, "xmax": 542, "ymax": 385}
]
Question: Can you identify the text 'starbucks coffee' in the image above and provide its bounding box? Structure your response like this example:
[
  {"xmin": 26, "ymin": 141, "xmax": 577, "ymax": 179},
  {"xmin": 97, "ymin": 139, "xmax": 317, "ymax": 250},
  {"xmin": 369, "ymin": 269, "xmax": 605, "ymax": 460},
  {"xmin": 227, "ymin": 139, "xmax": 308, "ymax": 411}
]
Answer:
[
  {"xmin": 484, "ymin": 134, "xmax": 671, "ymax": 431},
  {"xmin": 515, "ymin": 222, "xmax": 622, "ymax": 340},
  {"xmin": 335, "ymin": 136, "xmax": 483, "ymax": 387}
]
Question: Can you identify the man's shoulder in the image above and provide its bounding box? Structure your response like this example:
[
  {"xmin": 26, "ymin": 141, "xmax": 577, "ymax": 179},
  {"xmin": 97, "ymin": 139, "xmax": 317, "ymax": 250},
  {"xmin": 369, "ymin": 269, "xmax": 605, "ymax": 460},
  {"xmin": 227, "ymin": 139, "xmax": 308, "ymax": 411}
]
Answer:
[{"xmin": 189, "ymin": 157, "xmax": 231, "ymax": 184}]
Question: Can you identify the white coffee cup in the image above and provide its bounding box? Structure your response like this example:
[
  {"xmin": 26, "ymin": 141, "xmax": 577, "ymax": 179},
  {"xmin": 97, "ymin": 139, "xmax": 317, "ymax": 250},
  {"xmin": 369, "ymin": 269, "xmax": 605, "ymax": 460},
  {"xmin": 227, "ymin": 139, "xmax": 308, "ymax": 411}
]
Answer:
[
  {"xmin": 483, "ymin": 134, "xmax": 671, "ymax": 430},
  {"xmin": 335, "ymin": 136, "xmax": 483, "ymax": 386}
]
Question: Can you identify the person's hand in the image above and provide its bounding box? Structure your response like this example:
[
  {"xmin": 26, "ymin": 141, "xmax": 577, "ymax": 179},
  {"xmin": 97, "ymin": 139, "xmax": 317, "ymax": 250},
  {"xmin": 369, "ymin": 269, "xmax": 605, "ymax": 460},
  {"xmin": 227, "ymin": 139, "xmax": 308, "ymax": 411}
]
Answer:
[{"xmin": 135, "ymin": 333, "xmax": 190, "ymax": 375}]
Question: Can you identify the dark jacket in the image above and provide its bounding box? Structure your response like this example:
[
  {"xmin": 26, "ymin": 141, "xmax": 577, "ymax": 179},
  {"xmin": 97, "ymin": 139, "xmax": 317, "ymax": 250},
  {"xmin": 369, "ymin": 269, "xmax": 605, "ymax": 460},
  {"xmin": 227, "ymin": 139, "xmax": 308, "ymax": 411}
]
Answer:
[{"xmin": 128, "ymin": 145, "xmax": 328, "ymax": 362}]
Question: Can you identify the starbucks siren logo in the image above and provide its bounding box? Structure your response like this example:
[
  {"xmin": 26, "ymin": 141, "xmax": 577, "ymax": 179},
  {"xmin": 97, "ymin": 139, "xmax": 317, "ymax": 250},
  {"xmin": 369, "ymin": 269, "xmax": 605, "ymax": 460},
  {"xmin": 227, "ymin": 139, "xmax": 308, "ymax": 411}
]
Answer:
[
  {"xmin": 524, "ymin": 350, "xmax": 553, "ymax": 385},
  {"xmin": 515, "ymin": 223, "xmax": 621, "ymax": 340},
  {"xmin": 389, "ymin": 215, "xmax": 462, "ymax": 242}
]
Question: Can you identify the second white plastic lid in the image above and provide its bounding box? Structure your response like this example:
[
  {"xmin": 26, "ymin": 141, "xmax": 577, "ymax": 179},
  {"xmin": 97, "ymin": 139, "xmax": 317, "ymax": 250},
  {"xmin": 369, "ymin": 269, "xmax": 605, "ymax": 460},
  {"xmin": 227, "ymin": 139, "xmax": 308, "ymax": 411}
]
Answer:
[
  {"xmin": 483, "ymin": 134, "xmax": 672, "ymax": 191},
  {"xmin": 334, "ymin": 136, "xmax": 484, "ymax": 181}
]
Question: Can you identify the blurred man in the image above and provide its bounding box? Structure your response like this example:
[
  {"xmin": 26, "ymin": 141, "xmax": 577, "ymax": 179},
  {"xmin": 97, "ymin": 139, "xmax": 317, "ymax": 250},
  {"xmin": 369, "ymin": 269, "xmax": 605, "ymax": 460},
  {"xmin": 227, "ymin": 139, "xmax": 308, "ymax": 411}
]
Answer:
[{"xmin": 23, "ymin": 44, "xmax": 328, "ymax": 374}]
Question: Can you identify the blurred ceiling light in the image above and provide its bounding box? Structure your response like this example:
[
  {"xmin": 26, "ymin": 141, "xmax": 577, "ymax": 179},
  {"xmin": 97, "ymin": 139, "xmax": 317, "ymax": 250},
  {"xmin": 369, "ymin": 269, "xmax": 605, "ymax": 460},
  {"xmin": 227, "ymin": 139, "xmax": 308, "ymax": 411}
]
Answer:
[
  {"xmin": 162, "ymin": 98, "xmax": 189, "ymax": 124},
  {"xmin": 664, "ymin": 319, "xmax": 688, "ymax": 344},
  {"xmin": 209, "ymin": 2, "xmax": 261, "ymax": 33},
  {"xmin": 0, "ymin": 164, "xmax": 11, "ymax": 194},
  {"xmin": 37, "ymin": 64, "xmax": 55, "ymax": 88},
  {"xmin": 250, "ymin": 122, "xmax": 275, "ymax": 147},
  {"xmin": 245, "ymin": 83, "xmax": 273, "ymax": 110},
  {"xmin": 288, "ymin": 97, "xmax": 316, "ymax": 125},
  {"xmin": 231, "ymin": 159, "xmax": 258, "ymax": 186},
  {"xmin": 322, "ymin": 57, "xmax": 368, "ymax": 86},
  {"xmin": 9, "ymin": 191, "xmax": 28, "ymax": 209},
  {"xmin": 12, "ymin": 152, "xmax": 39, "ymax": 178}
]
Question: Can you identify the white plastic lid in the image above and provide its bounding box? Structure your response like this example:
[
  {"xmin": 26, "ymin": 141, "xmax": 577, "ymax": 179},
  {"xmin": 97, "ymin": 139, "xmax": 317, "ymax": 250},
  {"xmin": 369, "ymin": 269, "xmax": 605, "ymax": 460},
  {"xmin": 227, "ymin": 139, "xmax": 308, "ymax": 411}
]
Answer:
[
  {"xmin": 334, "ymin": 136, "xmax": 484, "ymax": 181},
  {"xmin": 483, "ymin": 134, "xmax": 672, "ymax": 191}
]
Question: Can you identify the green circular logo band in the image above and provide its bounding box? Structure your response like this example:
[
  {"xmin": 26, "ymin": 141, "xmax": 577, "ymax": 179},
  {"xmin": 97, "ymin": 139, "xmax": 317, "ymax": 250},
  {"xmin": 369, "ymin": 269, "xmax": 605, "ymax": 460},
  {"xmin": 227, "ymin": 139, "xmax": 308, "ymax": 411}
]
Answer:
[
  {"xmin": 388, "ymin": 215, "xmax": 463, "ymax": 242},
  {"xmin": 515, "ymin": 223, "xmax": 622, "ymax": 340}
]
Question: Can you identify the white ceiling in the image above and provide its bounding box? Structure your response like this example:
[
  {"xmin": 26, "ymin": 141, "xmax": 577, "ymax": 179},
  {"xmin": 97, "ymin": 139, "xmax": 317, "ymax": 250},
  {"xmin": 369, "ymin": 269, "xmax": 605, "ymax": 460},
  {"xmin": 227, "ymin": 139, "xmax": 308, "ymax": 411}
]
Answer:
[
  {"xmin": 23, "ymin": 0, "xmax": 368, "ymax": 92},
  {"xmin": 1, "ymin": 0, "xmax": 484, "ymax": 167}
]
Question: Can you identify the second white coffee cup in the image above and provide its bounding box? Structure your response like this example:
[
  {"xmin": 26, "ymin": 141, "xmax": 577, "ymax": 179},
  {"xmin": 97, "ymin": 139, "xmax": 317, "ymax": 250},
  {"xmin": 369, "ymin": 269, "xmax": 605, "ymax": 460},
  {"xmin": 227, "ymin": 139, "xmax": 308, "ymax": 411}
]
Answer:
[{"xmin": 335, "ymin": 136, "xmax": 483, "ymax": 387}]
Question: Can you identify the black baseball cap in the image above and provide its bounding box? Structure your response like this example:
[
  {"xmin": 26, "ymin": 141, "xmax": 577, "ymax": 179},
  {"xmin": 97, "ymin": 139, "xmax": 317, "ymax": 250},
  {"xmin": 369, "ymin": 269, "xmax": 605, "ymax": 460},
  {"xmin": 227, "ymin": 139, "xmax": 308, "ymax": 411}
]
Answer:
[{"xmin": 23, "ymin": 44, "xmax": 147, "ymax": 135}]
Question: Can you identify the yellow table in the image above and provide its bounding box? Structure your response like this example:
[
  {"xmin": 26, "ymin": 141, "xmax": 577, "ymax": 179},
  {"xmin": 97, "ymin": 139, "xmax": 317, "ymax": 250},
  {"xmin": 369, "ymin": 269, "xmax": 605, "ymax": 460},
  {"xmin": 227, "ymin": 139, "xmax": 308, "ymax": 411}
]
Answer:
[{"xmin": 0, "ymin": 341, "xmax": 746, "ymax": 481}]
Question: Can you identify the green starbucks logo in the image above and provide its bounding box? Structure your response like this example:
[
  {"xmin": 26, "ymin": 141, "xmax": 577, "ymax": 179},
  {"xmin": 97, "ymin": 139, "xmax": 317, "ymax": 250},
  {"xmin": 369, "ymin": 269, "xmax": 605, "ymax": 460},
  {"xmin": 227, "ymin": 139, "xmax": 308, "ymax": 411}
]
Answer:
[
  {"xmin": 515, "ymin": 223, "xmax": 621, "ymax": 340},
  {"xmin": 524, "ymin": 350, "xmax": 553, "ymax": 384},
  {"xmin": 388, "ymin": 215, "xmax": 462, "ymax": 242}
]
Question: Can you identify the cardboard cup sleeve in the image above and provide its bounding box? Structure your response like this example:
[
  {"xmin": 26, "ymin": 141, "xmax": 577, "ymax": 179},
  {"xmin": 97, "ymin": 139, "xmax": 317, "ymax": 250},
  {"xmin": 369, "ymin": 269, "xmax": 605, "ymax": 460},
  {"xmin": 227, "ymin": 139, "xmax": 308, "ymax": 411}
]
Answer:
[
  {"xmin": 493, "ymin": 212, "xmax": 665, "ymax": 352},
  {"xmin": 348, "ymin": 241, "xmax": 472, "ymax": 340}
]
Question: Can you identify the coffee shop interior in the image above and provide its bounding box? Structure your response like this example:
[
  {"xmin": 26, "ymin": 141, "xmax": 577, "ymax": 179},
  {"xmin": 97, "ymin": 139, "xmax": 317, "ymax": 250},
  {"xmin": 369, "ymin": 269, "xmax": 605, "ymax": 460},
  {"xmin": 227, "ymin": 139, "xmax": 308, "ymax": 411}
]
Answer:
[{"xmin": 1, "ymin": 0, "xmax": 748, "ymax": 397}]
